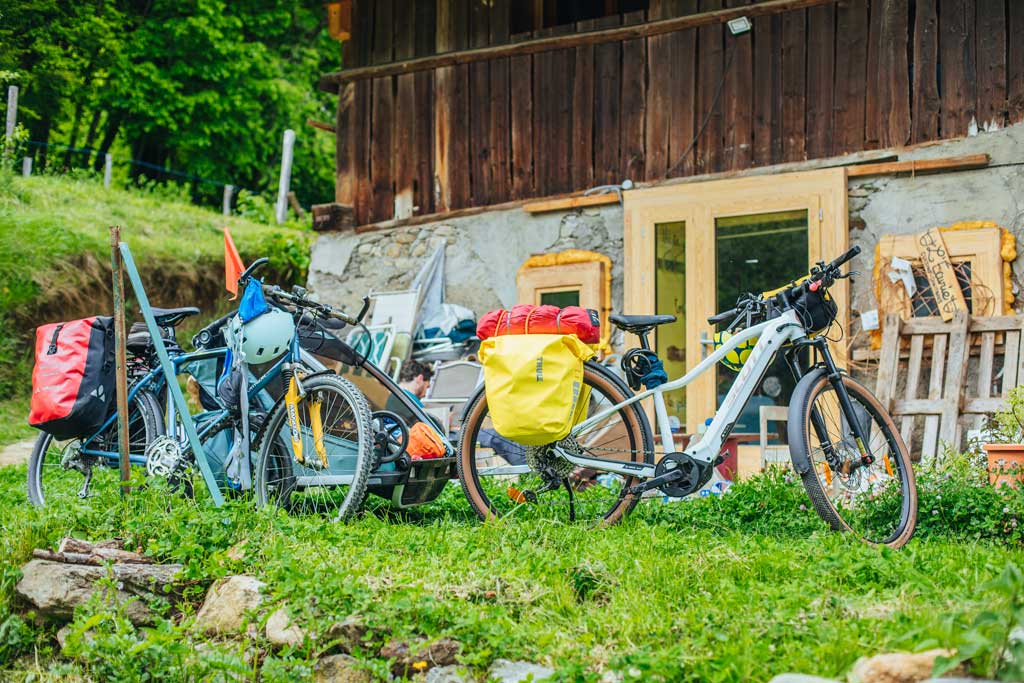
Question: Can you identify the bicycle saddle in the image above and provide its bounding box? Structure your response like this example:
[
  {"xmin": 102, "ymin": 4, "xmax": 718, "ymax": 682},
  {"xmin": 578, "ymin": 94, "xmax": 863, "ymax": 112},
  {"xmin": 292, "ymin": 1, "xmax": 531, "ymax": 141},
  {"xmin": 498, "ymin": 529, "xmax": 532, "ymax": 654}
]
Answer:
[
  {"xmin": 151, "ymin": 307, "xmax": 200, "ymax": 327},
  {"xmin": 609, "ymin": 314, "xmax": 677, "ymax": 335}
]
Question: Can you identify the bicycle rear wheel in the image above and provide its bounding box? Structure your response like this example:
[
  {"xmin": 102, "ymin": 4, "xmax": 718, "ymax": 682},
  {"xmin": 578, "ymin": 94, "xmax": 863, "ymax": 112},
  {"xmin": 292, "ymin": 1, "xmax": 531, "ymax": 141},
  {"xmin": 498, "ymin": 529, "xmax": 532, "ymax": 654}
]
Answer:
[
  {"xmin": 27, "ymin": 389, "xmax": 164, "ymax": 507},
  {"xmin": 457, "ymin": 363, "xmax": 653, "ymax": 525},
  {"xmin": 789, "ymin": 372, "xmax": 917, "ymax": 548},
  {"xmin": 255, "ymin": 374, "xmax": 375, "ymax": 521}
]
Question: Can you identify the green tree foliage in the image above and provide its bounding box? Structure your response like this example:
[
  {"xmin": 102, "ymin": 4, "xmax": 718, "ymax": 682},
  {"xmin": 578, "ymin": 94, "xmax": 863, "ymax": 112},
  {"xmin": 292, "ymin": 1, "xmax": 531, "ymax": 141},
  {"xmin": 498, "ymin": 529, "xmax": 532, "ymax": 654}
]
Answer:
[{"xmin": 0, "ymin": 0, "xmax": 340, "ymax": 205}]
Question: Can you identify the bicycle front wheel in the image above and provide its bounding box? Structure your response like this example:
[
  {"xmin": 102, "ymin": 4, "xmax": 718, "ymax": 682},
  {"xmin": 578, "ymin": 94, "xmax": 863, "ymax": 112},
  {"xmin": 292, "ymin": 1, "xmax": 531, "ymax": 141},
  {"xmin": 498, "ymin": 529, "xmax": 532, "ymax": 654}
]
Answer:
[
  {"xmin": 789, "ymin": 372, "xmax": 917, "ymax": 548},
  {"xmin": 457, "ymin": 363, "xmax": 653, "ymax": 525},
  {"xmin": 27, "ymin": 388, "xmax": 164, "ymax": 507},
  {"xmin": 255, "ymin": 374, "xmax": 375, "ymax": 521}
]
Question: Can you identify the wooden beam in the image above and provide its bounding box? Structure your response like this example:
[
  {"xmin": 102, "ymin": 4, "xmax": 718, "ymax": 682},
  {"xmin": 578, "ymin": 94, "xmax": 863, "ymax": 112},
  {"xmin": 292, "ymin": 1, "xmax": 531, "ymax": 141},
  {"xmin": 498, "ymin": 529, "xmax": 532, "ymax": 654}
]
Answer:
[
  {"xmin": 312, "ymin": 202, "xmax": 356, "ymax": 232},
  {"xmin": 318, "ymin": 0, "xmax": 841, "ymax": 89},
  {"xmin": 307, "ymin": 118, "xmax": 336, "ymax": 133},
  {"xmin": 846, "ymin": 153, "xmax": 990, "ymax": 177},
  {"xmin": 524, "ymin": 193, "xmax": 621, "ymax": 213}
]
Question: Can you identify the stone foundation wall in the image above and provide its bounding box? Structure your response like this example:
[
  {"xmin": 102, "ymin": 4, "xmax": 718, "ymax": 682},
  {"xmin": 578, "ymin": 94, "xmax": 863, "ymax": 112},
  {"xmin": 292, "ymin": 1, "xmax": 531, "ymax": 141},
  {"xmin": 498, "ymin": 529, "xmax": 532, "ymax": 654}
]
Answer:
[
  {"xmin": 309, "ymin": 121, "xmax": 1024, "ymax": 349},
  {"xmin": 308, "ymin": 204, "xmax": 625, "ymax": 319}
]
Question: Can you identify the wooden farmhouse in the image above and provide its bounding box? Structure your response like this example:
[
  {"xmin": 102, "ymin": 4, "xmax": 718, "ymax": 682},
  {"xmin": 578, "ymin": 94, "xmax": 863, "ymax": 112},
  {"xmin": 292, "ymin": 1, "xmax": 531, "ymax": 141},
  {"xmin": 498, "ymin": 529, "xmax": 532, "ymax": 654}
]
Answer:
[{"xmin": 309, "ymin": 0, "xmax": 1024, "ymax": 458}]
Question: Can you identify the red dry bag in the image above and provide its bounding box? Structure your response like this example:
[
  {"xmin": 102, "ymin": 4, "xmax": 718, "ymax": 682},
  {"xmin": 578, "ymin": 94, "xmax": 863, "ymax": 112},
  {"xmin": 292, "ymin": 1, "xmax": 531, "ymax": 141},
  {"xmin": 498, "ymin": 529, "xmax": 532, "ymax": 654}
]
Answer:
[
  {"xmin": 29, "ymin": 317, "xmax": 116, "ymax": 440},
  {"xmin": 476, "ymin": 305, "xmax": 600, "ymax": 343}
]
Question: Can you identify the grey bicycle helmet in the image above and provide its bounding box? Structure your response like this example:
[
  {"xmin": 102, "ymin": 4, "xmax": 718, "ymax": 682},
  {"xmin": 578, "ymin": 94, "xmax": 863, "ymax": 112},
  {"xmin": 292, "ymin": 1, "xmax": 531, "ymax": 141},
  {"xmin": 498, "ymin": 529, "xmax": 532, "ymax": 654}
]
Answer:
[{"xmin": 234, "ymin": 308, "xmax": 295, "ymax": 364}]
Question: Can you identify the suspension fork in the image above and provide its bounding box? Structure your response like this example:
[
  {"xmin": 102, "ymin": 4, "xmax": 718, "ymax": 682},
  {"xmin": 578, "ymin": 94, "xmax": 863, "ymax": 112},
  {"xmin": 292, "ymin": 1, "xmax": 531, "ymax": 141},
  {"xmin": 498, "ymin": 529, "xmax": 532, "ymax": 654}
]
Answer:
[
  {"xmin": 817, "ymin": 344, "xmax": 875, "ymax": 469},
  {"xmin": 785, "ymin": 344, "xmax": 841, "ymax": 471}
]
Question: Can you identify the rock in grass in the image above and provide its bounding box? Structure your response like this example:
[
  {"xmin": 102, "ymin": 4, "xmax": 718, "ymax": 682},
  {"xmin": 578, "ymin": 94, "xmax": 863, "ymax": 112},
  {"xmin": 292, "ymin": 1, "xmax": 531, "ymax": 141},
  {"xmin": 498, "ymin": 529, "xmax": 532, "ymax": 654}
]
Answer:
[
  {"xmin": 848, "ymin": 650, "xmax": 962, "ymax": 683},
  {"xmin": 324, "ymin": 616, "xmax": 368, "ymax": 653},
  {"xmin": 425, "ymin": 664, "xmax": 475, "ymax": 683},
  {"xmin": 768, "ymin": 675, "xmax": 841, "ymax": 683},
  {"xmin": 380, "ymin": 637, "xmax": 461, "ymax": 677},
  {"xmin": 314, "ymin": 654, "xmax": 372, "ymax": 683},
  {"xmin": 488, "ymin": 659, "xmax": 555, "ymax": 683},
  {"xmin": 266, "ymin": 607, "xmax": 305, "ymax": 648},
  {"xmin": 16, "ymin": 559, "xmax": 183, "ymax": 625},
  {"xmin": 194, "ymin": 575, "xmax": 264, "ymax": 636}
]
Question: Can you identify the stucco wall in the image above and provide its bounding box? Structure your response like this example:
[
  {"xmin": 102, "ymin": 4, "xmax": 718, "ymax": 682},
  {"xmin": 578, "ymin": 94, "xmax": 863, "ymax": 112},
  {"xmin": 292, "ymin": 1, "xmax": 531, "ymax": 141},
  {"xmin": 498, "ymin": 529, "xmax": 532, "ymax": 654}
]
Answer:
[
  {"xmin": 308, "ymin": 203, "xmax": 625, "ymax": 319},
  {"xmin": 309, "ymin": 121, "xmax": 1024, "ymax": 346},
  {"xmin": 846, "ymin": 121, "xmax": 1024, "ymax": 338}
]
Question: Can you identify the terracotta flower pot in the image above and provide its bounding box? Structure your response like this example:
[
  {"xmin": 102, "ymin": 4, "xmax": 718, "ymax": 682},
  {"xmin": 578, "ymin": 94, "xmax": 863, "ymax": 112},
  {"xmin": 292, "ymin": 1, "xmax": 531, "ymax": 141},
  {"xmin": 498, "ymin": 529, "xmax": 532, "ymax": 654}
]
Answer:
[{"xmin": 982, "ymin": 443, "xmax": 1024, "ymax": 489}]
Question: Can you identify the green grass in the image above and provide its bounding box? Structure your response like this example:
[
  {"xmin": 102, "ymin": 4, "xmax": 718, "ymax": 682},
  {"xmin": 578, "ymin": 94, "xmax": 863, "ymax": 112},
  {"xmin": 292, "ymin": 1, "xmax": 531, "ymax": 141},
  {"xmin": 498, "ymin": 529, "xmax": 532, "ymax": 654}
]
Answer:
[
  {"xmin": 0, "ymin": 465, "xmax": 1021, "ymax": 682},
  {"xmin": 0, "ymin": 170, "xmax": 311, "ymax": 438},
  {"xmin": 0, "ymin": 398, "xmax": 32, "ymax": 448}
]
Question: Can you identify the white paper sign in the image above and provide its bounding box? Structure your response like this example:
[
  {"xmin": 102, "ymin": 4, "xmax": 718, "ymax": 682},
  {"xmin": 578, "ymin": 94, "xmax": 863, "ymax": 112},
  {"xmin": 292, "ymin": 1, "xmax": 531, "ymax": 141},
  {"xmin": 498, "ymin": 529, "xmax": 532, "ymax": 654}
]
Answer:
[
  {"xmin": 887, "ymin": 256, "xmax": 917, "ymax": 298},
  {"xmin": 860, "ymin": 309, "xmax": 880, "ymax": 331}
]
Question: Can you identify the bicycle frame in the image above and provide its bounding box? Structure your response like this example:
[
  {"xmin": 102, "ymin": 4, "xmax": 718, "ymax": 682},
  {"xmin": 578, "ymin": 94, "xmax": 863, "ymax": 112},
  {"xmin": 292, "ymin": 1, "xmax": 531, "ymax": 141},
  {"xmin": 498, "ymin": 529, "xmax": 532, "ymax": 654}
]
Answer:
[{"xmin": 556, "ymin": 309, "xmax": 809, "ymax": 479}]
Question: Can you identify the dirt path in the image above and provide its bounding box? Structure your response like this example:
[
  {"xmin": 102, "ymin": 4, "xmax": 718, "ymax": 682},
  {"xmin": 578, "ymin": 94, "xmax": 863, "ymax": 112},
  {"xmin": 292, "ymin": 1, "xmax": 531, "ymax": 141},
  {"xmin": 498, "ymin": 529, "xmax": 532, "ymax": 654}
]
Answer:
[{"xmin": 0, "ymin": 439, "xmax": 35, "ymax": 467}]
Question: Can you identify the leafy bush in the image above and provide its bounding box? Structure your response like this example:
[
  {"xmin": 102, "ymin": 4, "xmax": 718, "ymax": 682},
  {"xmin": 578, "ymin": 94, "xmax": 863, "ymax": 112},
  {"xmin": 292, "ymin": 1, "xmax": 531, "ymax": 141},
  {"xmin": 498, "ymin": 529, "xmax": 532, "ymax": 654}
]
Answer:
[{"xmin": 932, "ymin": 562, "xmax": 1024, "ymax": 680}]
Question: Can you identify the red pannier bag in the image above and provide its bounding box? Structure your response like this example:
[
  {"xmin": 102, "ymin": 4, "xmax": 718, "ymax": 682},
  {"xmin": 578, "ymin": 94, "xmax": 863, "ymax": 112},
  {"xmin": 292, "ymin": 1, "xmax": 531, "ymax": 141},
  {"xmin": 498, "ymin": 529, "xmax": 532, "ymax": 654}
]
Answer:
[
  {"xmin": 29, "ymin": 317, "xmax": 116, "ymax": 440},
  {"xmin": 476, "ymin": 305, "xmax": 600, "ymax": 343}
]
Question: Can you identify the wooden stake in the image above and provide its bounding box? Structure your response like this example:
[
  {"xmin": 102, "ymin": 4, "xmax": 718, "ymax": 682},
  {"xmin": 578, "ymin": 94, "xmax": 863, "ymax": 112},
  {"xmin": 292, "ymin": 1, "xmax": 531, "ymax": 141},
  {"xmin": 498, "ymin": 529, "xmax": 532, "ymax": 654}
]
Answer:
[{"xmin": 110, "ymin": 225, "xmax": 131, "ymax": 495}]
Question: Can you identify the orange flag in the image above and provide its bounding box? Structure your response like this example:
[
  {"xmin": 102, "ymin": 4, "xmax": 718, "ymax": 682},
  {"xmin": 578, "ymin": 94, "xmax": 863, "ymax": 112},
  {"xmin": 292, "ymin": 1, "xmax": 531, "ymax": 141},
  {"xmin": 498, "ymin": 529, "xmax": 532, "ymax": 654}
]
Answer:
[{"xmin": 224, "ymin": 227, "xmax": 244, "ymax": 299}]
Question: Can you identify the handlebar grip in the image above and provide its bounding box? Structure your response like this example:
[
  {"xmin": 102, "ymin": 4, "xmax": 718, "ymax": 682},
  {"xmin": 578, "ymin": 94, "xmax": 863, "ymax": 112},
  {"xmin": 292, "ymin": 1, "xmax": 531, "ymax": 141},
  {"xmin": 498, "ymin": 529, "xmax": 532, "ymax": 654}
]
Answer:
[
  {"xmin": 829, "ymin": 245, "xmax": 861, "ymax": 270},
  {"xmin": 707, "ymin": 307, "xmax": 738, "ymax": 325},
  {"xmin": 238, "ymin": 257, "xmax": 269, "ymax": 285}
]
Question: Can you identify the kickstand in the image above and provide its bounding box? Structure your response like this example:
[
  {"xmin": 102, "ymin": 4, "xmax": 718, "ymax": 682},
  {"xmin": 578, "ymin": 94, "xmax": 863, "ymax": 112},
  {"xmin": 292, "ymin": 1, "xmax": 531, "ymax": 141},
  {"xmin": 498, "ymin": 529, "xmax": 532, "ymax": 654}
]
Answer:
[{"xmin": 563, "ymin": 478, "xmax": 576, "ymax": 522}]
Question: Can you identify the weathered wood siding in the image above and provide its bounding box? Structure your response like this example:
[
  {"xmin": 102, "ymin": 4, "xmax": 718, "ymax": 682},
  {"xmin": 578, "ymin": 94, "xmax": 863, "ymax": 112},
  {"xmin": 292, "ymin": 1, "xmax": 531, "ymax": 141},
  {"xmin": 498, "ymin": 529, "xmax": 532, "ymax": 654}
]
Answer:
[{"xmin": 336, "ymin": 0, "xmax": 1024, "ymax": 226}]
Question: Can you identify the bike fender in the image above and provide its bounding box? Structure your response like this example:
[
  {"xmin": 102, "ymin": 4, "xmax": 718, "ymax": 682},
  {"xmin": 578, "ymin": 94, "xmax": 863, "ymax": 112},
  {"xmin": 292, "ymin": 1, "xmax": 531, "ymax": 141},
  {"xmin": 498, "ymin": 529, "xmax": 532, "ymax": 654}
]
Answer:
[{"xmin": 787, "ymin": 366, "xmax": 829, "ymax": 476}]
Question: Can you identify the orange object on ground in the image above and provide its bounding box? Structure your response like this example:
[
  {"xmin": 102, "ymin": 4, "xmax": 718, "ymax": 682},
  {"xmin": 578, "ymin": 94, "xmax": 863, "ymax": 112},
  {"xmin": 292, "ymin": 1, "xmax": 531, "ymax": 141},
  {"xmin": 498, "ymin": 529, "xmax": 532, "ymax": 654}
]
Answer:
[{"xmin": 407, "ymin": 422, "xmax": 446, "ymax": 460}]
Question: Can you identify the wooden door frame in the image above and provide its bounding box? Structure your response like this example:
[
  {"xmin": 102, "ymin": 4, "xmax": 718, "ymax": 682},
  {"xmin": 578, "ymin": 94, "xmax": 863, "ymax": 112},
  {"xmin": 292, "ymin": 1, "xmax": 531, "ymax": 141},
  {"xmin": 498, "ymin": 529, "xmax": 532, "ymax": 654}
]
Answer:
[{"xmin": 623, "ymin": 168, "xmax": 850, "ymax": 431}]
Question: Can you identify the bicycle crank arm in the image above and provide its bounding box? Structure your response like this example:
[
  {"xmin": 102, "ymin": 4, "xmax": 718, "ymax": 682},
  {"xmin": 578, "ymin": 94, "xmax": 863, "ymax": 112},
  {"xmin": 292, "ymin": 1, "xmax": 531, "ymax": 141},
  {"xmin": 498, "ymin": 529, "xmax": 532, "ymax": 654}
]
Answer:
[
  {"xmin": 552, "ymin": 447, "xmax": 657, "ymax": 479},
  {"xmin": 625, "ymin": 469, "xmax": 684, "ymax": 496}
]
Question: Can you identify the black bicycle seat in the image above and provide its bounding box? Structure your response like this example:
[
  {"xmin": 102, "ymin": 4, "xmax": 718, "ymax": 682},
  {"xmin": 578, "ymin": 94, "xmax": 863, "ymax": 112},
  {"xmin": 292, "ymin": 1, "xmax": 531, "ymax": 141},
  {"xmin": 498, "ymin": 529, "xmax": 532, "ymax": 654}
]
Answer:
[
  {"xmin": 151, "ymin": 307, "xmax": 200, "ymax": 327},
  {"xmin": 609, "ymin": 314, "xmax": 677, "ymax": 334}
]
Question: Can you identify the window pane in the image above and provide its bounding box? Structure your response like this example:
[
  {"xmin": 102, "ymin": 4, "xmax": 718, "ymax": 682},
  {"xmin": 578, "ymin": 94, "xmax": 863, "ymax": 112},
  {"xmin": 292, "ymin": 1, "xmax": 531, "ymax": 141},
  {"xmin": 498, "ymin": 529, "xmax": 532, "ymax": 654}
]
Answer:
[
  {"xmin": 540, "ymin": 289, "xmax": 581, "ymax": 308},
  {"xmin": 655, "ymin": 221, "xmax": 686, "ymax": 429},
  {"xmin": 715, "ymin": 210, "xmax": 808, "ymax": 434}
]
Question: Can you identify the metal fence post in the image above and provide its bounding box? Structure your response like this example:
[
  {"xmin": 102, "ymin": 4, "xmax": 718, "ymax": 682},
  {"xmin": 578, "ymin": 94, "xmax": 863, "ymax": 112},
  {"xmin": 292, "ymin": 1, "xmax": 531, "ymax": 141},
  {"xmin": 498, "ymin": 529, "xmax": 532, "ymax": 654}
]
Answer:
[
  {"xmin": 22, "ymin": 157, "xmax": 31, "ymax": 177},
  {"xmin": 110, "ymin": 225, "xmax": 132, "ymax": 496},
  {"xmin": 5, "ymin": 86, "xmax": 17, "ymax": 141},
  {"xmin": 275, "ymin": 129, "xmax": 295, "ymax": 224},
  {"xmin": 104, "ymin": 153, "xmax": 112, "ymax": 188},
  {"xmin": 223, "ymin": 184, "xmax": 233, "ymax": 216}
]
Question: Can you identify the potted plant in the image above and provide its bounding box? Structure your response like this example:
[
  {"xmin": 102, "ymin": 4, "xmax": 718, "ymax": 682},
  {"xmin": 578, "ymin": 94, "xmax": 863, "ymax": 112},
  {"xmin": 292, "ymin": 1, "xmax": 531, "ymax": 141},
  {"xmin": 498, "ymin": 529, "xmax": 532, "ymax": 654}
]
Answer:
[{"xmin": 983, "ymin": 386, "xmax": 1024, "ymax": 489}]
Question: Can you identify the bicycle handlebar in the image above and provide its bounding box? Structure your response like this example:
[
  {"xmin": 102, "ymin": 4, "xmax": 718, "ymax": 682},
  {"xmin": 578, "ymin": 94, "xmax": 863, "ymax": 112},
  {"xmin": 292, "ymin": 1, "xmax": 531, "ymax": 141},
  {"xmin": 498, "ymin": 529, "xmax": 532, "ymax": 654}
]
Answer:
[
  {"xmin": 264, "ymin": 285, "xmax": 371, "ymax": 326},
  {"xmin": 237, "ymin": 257, "xmax": 269, "ymax": 287},
  {"xmin": 706, "ymin": 246, "xmax": 861, "ymax": 326}
]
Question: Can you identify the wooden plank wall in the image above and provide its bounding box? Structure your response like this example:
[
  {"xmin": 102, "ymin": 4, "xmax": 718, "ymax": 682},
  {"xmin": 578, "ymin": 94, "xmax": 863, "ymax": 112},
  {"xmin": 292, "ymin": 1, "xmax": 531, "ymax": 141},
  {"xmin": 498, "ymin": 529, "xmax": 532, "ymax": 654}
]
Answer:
[{"xmin": 338, "ymin": 0, "xmax": 1024, "ymax": 227}]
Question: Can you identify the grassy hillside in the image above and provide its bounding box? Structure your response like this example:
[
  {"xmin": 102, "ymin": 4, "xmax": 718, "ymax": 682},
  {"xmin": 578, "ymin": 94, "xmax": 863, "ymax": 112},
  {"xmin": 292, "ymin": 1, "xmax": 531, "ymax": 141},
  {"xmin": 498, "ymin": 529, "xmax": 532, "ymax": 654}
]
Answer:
[{"xmin": 0, "ymin": 171, "xmax": 311, "ymax": 445}]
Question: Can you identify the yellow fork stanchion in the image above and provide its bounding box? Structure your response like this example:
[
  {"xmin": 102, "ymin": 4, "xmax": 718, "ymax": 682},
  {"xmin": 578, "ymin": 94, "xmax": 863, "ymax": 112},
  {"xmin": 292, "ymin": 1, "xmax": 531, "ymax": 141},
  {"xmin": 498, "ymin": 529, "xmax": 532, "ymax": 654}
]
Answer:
[
  {"xmin": 308, "ymin": 393, "xmax": 328, "ymax": 469},
  {"xmin": 285, "ymin": 375, "xmax": 305, "ymax": 464}
]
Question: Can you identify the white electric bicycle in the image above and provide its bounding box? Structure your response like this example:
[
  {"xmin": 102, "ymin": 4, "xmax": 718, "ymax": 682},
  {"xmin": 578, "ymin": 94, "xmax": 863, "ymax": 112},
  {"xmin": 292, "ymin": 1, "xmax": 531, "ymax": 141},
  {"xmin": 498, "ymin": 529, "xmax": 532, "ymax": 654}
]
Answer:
[{"xmin": 457, "ymin": 247, "xmax": 918, "ymax": 548}]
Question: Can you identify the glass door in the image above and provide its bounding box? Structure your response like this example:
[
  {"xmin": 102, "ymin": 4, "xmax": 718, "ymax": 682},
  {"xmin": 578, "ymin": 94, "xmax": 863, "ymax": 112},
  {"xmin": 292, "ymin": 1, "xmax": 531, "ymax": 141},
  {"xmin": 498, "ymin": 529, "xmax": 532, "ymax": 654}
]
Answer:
[{"xmin": 625, "ymin": 168, "xmax": 849, "ymax": 435}]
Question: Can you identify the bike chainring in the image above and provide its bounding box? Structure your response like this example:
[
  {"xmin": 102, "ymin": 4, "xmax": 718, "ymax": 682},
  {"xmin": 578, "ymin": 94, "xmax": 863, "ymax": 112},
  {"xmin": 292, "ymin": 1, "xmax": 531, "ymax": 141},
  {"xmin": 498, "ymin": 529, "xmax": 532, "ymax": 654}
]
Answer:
[
  {"xmin": 654, "ymin": 452, "xmax": 713, "ymax": 498},
  {"xmin": 525, "ymin": 438, "xmax": 579, "ymax": 479},
  {"xmin": 145, "ymin": 435, "xmax": 188, "ymax": 479}
]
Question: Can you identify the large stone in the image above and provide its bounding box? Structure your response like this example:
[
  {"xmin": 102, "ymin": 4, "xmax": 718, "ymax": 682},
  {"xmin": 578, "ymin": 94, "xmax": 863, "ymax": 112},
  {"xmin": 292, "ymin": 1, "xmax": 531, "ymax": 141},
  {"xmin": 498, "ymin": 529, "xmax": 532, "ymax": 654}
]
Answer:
[
  {"xmin": 380, "ymin": 637, "xmax": 461, "ymax": 677},
  {"xmin": 314, "ymin": 654, "xmax": 372, "ymax": 683},
  {"xmin": 848, "ymin": 650, "xmax": 961, "ymax": 683},
  {"xmin": 266, "ymin": 607, "xmax": 305, "ymax": 648},
  {"xmin": 16, "ymin": 559, "xmax": 183, "ymax": 625},
  {"xmin": 487, "ymin": 659, "xmax": 555, "ymax": 683},
  {"xmin": 425, "ymin": 664, "xmax": 475, "ymax": 683},
  {"xmin": 194, "ymin": 575, "xmax": 264, "ymax": 637}
]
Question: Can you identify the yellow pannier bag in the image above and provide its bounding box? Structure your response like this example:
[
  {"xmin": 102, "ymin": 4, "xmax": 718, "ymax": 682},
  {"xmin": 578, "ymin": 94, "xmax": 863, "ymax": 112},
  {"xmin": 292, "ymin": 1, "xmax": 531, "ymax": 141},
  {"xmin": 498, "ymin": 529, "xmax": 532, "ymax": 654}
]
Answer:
[{"xmin": 479, "ymin": 334, "xmax": 595, "ymax": 446}]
